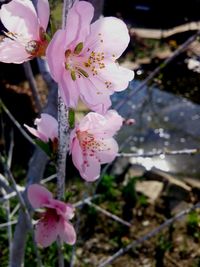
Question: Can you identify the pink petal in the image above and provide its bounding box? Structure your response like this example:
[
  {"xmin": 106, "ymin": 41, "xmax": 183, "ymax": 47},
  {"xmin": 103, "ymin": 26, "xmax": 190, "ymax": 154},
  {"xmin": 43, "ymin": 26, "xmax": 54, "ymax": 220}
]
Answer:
[
  {"xmin": 91, "ymin": 110, "xmax": 123, "ymax": 137},
  {"xmin": 46, "ymin": 29, "xmax": 66, "ymax": 81},
  {"xmin": 82, "ymin": 155, "xmax": 101, "ymax": 182},
  {"xmin": 76, "ymin": 76, "xmax": 112, "ymax": 112},
  {"xmin": 37, "ymin": 0, "xmax": 50, "ymax": 31},
  {"xmin": 86, "ymin": 17, "xmax": 130, "ymax": 58},
  {"xmin": 46, "ymin": 199, "xmax": 75, "ymax": 220},
  {"xmin": 99, "ymin": 63, "xmax": 134, "ymax": 92},
  {"xmin": 59, "ymin": 71, "xmax": 80, "ymax": 108},
  {"xmin": 35, "ymin": 113, "xmax": 58, "ymax": 142},
  {"xmin": 0, "ymin": 38, "xmax": 29, "ymax": 63},
  {"xmin": 65, "ymin": 1, "xmax": 94, "ymax": 47},
  {"xmin": 95, "ymin": 138, "xmax": 119, "ymax": 164},
  {"xmin": 58, "ymin": 218, "xmax": 76, "ymax": 245},
  {"xmin": 0, "ymin": 0, "xmax": 39, "ymax": 39},
  {"xmin": 35, "ymin": 211, "xmax": 59, "ymax": 247},
  {"xmin": 27, "ymin": 184, "xmax": 52, "ymax": 209},
  {"xmin": 71, "ymin": 138, "xmax": 84, "ymax": 173},
  {"xmin": 24, "ymin": 124, "xmax": 47, "ymax": 141}
]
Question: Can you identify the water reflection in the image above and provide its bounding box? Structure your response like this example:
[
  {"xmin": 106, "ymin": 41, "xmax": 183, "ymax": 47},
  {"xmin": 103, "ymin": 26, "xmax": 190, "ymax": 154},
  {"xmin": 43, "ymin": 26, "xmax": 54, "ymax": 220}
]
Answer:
[{"xmin": 112, "ymin": 80, "xmax": 200, "ymax": 176}]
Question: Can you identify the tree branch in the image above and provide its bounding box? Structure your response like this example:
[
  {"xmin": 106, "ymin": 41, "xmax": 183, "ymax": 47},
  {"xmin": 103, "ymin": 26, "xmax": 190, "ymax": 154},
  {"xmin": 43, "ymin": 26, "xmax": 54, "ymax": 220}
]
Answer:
[{"xmin": 98, "ymin": 202, "xmax": 200, "ymax": 267}]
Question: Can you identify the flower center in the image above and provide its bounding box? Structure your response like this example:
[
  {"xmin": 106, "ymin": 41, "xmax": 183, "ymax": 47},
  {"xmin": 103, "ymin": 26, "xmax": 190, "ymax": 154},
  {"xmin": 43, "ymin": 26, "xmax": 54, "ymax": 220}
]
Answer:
[
  {"xmin": 65, "ymin": 42, "xmax": 89, "ymax": 81},
  {"xmin": 77, "ymin": 130, "xmax": 110, "ymax": 165}
]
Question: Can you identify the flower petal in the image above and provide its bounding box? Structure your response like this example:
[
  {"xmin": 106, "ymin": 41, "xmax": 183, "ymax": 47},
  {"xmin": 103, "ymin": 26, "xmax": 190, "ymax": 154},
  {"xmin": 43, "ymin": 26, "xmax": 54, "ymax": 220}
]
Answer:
[
  {"xmin": 27, "ymin": 184, "xmax": 52, "ymax": 209},
  {"xmin": 0, "ymin": 0, "xmax": 39, "ymax": 39},
  {"xmin": 37, "ymin": 0, "xmax": 50, "ymax": 31},
  {"xmin": 65, "ymin": 1, "xmax": 94, "ymax": 47},
  {"xmin": 76, "ymin": 76, "xmax": 112, "ymax": 112},
  {"xmin": 0, "ymin": 38, "xmax": 29, "ymax": 63},
  {"xmin": 59, "ymin": 71, "xmax": 80, "ymax": 108},
  {"xmin": 35, "ymin": 113, "xmax": 58, "ymax": 142},
  {"xmin": 99, "ymin": 63, "xmax": 134, "ymax": 92},
  {"xmin": 46, "ymin": 199, "xmax": 75, "ymax": 220},
  {"xmin": 24, "ymin": 124, "xmax": 47, "ymax": 141},
  {"xmin": 95, "ymin": 138, "xmax": 119, "ymax": 164},
  {"xmin": 86, "ymin": 17, "xmax": 130, "ymax": 58},
  {"xmin": 71, "ymin": 138, "xmax": 84, "ymax": 173},
  {"xmin": 46, "ymin": 29, "xmax": 66, "ymax": 82},
  {"xmin": 58, "ymin": 219, "xmax": 76, "ymax": 245},
  {"xmin": 35, "ymin": 211, "xmax": 59, "ymax": 247},
  {"xmin": 90, "ymin": 110, "xmax": 123, "ymax": 137},
  {"xmin": 82, "ymin": 155, "xmax": 101, "ymax": 182}
]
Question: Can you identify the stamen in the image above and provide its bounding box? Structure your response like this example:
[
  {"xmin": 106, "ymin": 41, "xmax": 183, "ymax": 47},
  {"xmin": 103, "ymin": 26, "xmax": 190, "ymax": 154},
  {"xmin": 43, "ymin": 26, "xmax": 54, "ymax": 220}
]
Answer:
[
  {"xmin": 71, "ymin": 70, "xmax": 76, "ymax": 81},
  {"xmin": 77, "ymin": 68, "xmax": 89, "ymax": 78},
  {"xmin": 74, "ymin": 42, "xmax": 83, "ymax": 55}
]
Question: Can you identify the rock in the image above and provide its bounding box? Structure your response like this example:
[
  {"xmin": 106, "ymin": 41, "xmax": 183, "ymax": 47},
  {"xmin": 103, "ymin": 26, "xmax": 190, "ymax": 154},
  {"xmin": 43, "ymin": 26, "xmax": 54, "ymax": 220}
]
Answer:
[
  {"xmin": 136, "ymin": 180, "xmax": 164, "ymax": 203},
  {"xmin": 183, "ymin": 177, "xmax": 200, "ymax": 190},
  {"xmin": 144, "ymin": 168, "xmax": 191, "ymax": 192}
]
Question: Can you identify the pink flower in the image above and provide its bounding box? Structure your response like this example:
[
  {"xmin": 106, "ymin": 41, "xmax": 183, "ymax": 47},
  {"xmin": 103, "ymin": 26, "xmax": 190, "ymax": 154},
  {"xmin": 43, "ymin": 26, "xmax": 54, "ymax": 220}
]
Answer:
[
  {"xmin": 46, "ymin": 0, "xmax": 134, "ymax": 113},
  {"xmin": 28, "ymin": 184, "xmax": 76, "ymax": 247},
  {"xmin": 70, "ymin": 110, "xmax": 123, "ymax": 181},
  {"xmin": 0, "ymin": 0, "xmax": 50, "ymax": 63},
  {"xmin": 24, "ymin": 113, "xmax": 58, "ymax": 143}
]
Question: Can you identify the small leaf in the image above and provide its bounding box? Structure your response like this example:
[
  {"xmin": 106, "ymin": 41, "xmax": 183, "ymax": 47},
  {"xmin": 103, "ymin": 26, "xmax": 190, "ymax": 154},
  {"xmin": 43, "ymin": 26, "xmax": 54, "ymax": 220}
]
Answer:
[
  {"xmin": 50, "ymin": 17, "xmax": 57, "ymax": 38},
  {"xmin": 35, "ymin": 139, "xmax": 51, "ymax": 156},
  {"xmin": 69, "ymin": 109, "xmax": 75, "ymax": 129}
]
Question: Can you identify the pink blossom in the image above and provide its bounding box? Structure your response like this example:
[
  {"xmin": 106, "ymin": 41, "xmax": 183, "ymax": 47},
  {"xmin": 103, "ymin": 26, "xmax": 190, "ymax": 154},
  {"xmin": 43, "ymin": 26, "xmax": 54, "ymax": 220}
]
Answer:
[
  {"xmin": 24, "ymin": 113, "xmax": 58, "ymax": 143},
  {"xmin": 0, "ymin": 0, "xmax": 50, "ymax": 63},
  {"xmin": 46, "ymin": 0, "xmax": 134, "ymax": 113},
  {"xmin": 70, "ymin": 110, "xmax": 123, "ymax": 181},
  {"xmin": 28, "ymin": 184, "xmax": 76, "ymax": 247}
]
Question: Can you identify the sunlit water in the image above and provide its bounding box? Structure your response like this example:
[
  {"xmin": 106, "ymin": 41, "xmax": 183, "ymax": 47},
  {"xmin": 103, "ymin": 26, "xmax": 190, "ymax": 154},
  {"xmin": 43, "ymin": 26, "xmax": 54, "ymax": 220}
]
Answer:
[{"xmin": 112, "ymin": 80, "xmax": 200, "ymax": 177}]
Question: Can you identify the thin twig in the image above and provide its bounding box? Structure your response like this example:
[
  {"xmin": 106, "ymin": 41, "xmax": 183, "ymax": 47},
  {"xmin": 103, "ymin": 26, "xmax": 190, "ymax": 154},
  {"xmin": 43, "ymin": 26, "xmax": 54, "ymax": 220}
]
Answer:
[
  {"xmin": 23, "ymin": 62, "xmax": 42, "ymax": 112},
  {"xmin": 1, "ymin": 186, "xmax": 12, "ymax": 261},
  {"xmin": 115, "ymin": 30, "xmax": 200, "ymax": 111},
  {"xmin": 7, "ymin": 130, "xmax": 14, "ymax": 169},
  {"xmin": 98, "ymin": 202, "xmax": 200, "ymax": 267},
  {"xmin": 10, "ymin": 204, "xmax": 20, "ymax": 218},
  {"xmin": 118, "ymin": 148, "xmax": 200, "ymax": 158},
  {"xmin": 0, "ymin": 99, "xmax": 35, "ymax": 145},
  {"xmin": 10, "ymin": 58, "xmax": 57, "ymax": 267},
  {"xmin": 0, "ymin": 220, "xmax": 17, "ymax": 228},
  {"xmin": 56, "ymin": 1, "xmax": 74, "ymax": 267},
  {"xmin": 0, "ymin": 155, "xmax": 42, "ymax": 267},
  {"xmin": 85, "ymin": 199, "xmax": 131, "ymax": 227},
  {"xmin": 0, "ymin": 174, "xmax": 12, "ymax": 193}
]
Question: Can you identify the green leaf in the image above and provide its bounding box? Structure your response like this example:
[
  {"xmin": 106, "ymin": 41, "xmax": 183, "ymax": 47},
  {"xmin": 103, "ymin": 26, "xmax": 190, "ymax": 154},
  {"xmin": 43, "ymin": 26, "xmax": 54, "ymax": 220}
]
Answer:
[
  {"xmin": 35, "ymin": 139, "xmax": 51, "ymax": 156},
  {"xmin": 50, "ymin": 17, "xmax": 57, "ymax": 38},
  {"xmin": 69, "ymin": 109, "xmax": 75, "ymax": 129}
]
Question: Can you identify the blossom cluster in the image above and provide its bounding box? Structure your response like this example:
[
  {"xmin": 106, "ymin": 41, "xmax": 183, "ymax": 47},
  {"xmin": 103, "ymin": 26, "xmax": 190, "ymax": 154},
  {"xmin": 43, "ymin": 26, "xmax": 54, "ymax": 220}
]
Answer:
[{"xmin": 0, "ymin": 0, "xmax": 134, "ymax": 247}]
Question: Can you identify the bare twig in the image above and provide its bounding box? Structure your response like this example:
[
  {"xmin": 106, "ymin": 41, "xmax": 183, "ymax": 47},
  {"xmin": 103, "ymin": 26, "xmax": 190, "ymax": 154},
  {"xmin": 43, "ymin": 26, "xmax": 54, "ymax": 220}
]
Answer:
[
  {"xmin": 118, "ymin": 148, "xmax": 200, "ymax": 158},
  {"xmin": 56, "ymin": 2, "xmax": 74, "ymax": 266},
  {"xmin": 0, "ymin": 155, "xmax": 42, "ymax": 267},
  {"xmin": 115, "ymin": 30, "xmax": 200, "ymax": 111},
  {"xmin": 23, "ymin": 62, "xmax": 42, "ymax": 112},
  {"xmin": 0, "ymin": 99, "xmax": 35, "ymax": 145},
  {"xmin": 98, "ymin": 202, "xmax": 200, "ymax": 267},
  {"xmin": 10, "ymin": 204, "xmax": 20, "ymax": 218},
  {"xmin": 85, "ymin": 199, "xmax": 131, "ymax": 227},
  {"xmin": 0, "ymin": 174, "xmax": 12, "ymax": 193},
  {"xmin": 0, "ymin": 220, "xmax": 17, "ymax": 228},
  {"xmin": 1, "ymin": 189, "xmax": 12, "ymax": 261},
  {"xmin": 10, "ymin": 55, "xmax": 57, "ymax": 266},
  {"xmin": 7, "ymin": 130, "xmax": 14, "ymax": 169}
]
